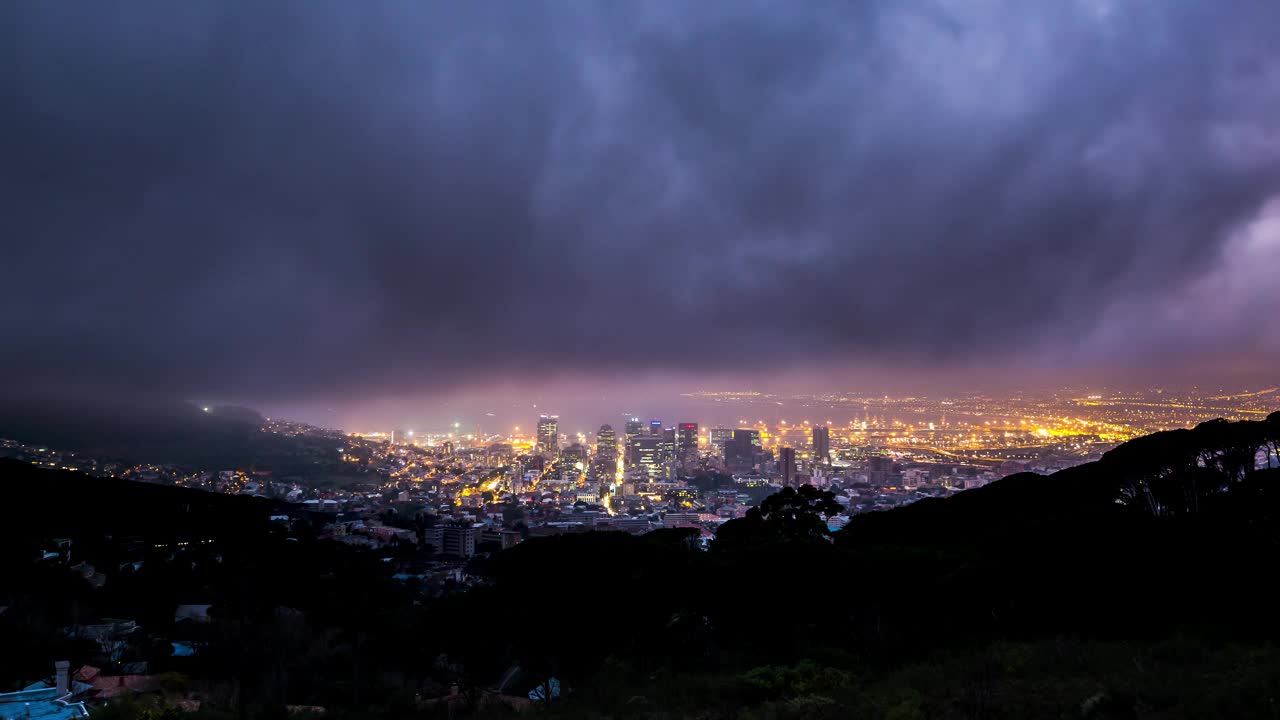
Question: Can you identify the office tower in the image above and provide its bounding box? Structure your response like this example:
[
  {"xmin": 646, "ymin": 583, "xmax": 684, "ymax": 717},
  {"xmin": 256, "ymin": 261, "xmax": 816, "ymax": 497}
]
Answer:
[
  {"xmin": 536, "ymin": 415, "xmax": 559, "ymax": 456},
  {"xmin": 710, "ymin": 428, "xmax": 734, "ymax": 451},
  {"xmin": 867, "ymin": 455, "xmax": 895, "ymax": 486},
  {"xmin": 596, "ymin": 424, "xmax": 617, "ymax": 461},
  {"xmin": 589, "ymin": 458, "xmax": 617, "ymax": 484},
  {"xmin": 561, "ymin": 443, "xmax": 588, "ymax": 465},
  {"xmin": 624, "ymin": 417, "xmax": 644, "ymax": 464},
  {"xmin": 678, "ymin": 422, "xmax": 698, "ymax": 452},
  {"xmin": 649, "ymin": 419, "xmax": 663, "ymax": 437},
  {"xmin": 558, "ymin": 452, "xmax": 585, "ymax": 483},
  {"xmin": 627, "ymin": 434, "xmax": 643, "ymax": 471},
  {"xmin": 779, "ymin": 447, "xmax": 797, "ymax": 487},
  {"xmin": 661, "ymin": 427, "xmax": 676, "ymax": 462},
  {"xmin": 812, "ymin": 426, "xmax": 830, "ymax": 463},
  {"xmin": 725, "ymin": 429, "xmax": 761, "ymax": 471},
  {"xmin": 868, "ymin": 456, "xmax": 893, "ymax": 473},
  {"xmin": 632, "ymin": 436, "xmax": 665, "ymax": 480}
]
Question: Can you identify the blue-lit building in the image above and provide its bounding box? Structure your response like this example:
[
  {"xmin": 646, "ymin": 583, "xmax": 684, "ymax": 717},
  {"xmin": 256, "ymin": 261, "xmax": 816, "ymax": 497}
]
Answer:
[{"xmin": 0, "ymin": 663, "xmax": 90, "ymax": 720}]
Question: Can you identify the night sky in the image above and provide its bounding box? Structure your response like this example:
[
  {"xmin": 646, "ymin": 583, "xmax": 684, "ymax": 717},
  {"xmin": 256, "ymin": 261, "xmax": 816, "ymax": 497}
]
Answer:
[{"xmin": 4, "ymin": 1, "xmax": 1279, "ymax": 428}]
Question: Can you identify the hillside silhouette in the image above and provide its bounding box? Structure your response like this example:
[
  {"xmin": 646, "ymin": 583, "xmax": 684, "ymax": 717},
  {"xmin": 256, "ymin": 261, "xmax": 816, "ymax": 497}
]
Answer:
[
  {"xmin": 0, "ymin": 394, "xmax": 352, "ymax": 477},
  {"xmin": 2, "ymin": 415, "xmax": 1280, "ymax": 718}
]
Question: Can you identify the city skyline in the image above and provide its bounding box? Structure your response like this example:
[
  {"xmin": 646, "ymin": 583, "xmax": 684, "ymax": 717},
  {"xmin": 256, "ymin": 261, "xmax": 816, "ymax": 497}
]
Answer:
[{"xmin": 336, "ymin": 385, "xmax": 1279, "ymax": 448}]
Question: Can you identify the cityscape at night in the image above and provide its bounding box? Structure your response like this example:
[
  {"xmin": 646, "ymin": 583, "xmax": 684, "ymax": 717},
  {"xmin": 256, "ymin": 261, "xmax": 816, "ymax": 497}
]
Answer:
[
  {"xmin": 5, "ymin": 385, "xmax": 1278, "ymax": 556},
  {"xmin": 3, "ymin": 1, "xmax": 1280, "ymax": 718}
]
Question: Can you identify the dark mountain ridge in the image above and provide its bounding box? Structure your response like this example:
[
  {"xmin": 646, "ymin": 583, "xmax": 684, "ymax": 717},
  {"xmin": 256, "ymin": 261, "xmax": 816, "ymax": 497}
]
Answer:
[
  {"xmin": 0, "ymin": 395, "xmax": 358, "ymax": 480},
  {"xmin": 0, "ymin": 458, "xmax": 277, "ymax": 545}
]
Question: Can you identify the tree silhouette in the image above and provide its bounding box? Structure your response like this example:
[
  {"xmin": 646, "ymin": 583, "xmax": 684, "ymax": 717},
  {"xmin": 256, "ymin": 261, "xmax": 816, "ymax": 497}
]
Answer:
[
  {"xmin": 1111, "ymin": 418, "xmax": 1275, "ymax": 516},
  {"xmin": 715, "ymin": 485, "xmax": 841, "ymax": 550}
]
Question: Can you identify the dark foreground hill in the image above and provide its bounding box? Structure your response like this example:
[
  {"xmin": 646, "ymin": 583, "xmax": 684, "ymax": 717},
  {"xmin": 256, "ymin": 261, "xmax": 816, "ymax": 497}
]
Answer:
[
  {"xmin": 0, "ymin": 459, "xmax": 413, "ymax": 707},
  {"xmin": 2, "ymin": 415, "xmax": 1280, "ymax": 719},
  {"xmin": 0, "ymin": 459, "xmax": 277, "ymax": 546}
]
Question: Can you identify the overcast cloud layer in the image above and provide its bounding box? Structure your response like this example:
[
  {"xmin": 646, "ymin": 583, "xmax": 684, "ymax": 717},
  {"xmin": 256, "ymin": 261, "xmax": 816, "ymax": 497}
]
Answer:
[{"xmin": 4, "ymin": 0, "xmax": 1280, "ymax": 410}]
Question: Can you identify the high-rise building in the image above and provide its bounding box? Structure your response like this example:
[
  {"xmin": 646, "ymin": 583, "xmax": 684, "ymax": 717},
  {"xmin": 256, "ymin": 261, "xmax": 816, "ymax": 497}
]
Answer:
[
  {"xmin": 558, "ymin": 455, "xmax": 584, "ymax": 483},
  {"xmin": 429, "ymin": 524, "xmax": 478, "ymax": 558},
  {"xmin": 632, "ymin": 436, "xmax": 666, "ymax": 480},
  {"xmin": 596, "ymin": 424, "xmax": 617, "ymax": 461},
  {"xmin": 812, "ymin": 426, "xmax": 830, "ymax": 463},
  {"xmin": 624, "ymin": 417, "xmax": 644, "ymax": 464},
  {"xmin": 867, "ymin": 455, "xmax": 895, "ymax": 486},
  {"xmin": 677, "ymin": 422, "xmax": 698, "ymax": 452},
  {"xmin": 561, "ymin": 443, "xmax": 588, "ymax": 465},
  {"xmin": 779, "ymin": 447, "xmax": 797, "ymax": 487},
  {"xmin": 536, "ymin": 415, "xmax": 559, "ymax": 456},
  {"xmin": 589, "ymin": 458, "xmax": 617, "ymax": 484},
  {"xmin": 725, "ymin": 429, "xmax": 762, "ymax": 471},
  {"xmin": 660, "ymin": 427, "xmax": 676, "ymax": 462},
  {"xmin": 649, "ymin": 419, "xmax": 663, "ymax": 437},
  {"xmin": 509, "ymin": 465, "xmax": 527, "ymax": 495},
  {"xmin": 710, "ymin": 428, "xmax": 734, "ymax": 450}
]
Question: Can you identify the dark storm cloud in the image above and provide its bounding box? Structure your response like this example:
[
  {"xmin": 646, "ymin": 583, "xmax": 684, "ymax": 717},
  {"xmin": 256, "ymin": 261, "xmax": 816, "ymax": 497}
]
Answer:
[{"xmin": 3, "ymin": 0, "xmax": 1279, "ymax": 402}]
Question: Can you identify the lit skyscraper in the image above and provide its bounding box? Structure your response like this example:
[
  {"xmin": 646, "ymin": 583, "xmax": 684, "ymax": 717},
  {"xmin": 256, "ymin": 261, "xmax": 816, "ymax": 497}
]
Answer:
[
  {"xmin": 812, "ymin": 426, "xmax": 830, "ymax": 463},
  {"xmin": 661, "ymin": 427, "xmax": 676, "ymax": 462},
  {"xmin": 677, "ymin": 422, "xmax": 698, "ymax": 452},
  {"xmin": 632, "ymin": 436, "xmax": 666, "ymax": 480},
  {"xmin": 536, "ymin": 415, "xmax": 559, "ymax": 456},
  {"xmin": 710, "ymin": 428, "xmax": 734, "ymax": 451},
  {"xmin": 649, "ymin": 419, "xmax": 663, "ymax": 437},
  {"xmin": 624, "ymin": 417, "xmax": 644, "ymax": 464},
  {"xmin": 596, "ymin": 424, "xmax": 617, "ymax": 461},
  {"xmin": 559, "ymin": 443, "xmax": 587, "ymax": 483}
]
